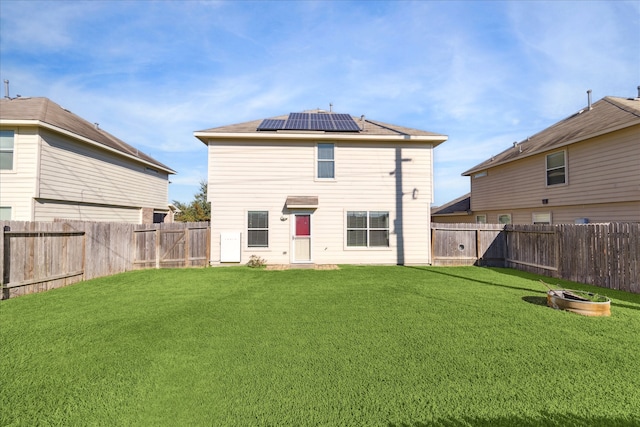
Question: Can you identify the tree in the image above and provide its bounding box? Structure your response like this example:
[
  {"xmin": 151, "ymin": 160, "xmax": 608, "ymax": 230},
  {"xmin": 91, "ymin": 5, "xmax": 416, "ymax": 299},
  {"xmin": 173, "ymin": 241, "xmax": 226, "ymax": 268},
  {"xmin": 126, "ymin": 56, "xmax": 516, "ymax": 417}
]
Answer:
[{"xmin": 173, "ymin": 180, "xmax": 211, "ymax": 222}]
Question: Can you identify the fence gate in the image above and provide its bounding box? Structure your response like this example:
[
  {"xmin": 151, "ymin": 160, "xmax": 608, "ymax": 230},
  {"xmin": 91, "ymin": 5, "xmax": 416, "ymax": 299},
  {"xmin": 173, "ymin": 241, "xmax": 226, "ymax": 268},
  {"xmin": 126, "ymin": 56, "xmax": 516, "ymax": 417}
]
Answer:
[{"xmin": 133, "ymin": 224, "xmax": 210, "ymax": 269}]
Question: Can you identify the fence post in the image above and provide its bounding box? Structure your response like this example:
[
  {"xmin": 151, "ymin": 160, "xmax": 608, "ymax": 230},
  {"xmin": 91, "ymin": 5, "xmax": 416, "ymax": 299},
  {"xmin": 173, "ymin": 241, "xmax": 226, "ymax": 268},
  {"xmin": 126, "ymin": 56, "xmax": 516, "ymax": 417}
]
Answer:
[
  {"xmin": 155, "ymin": 227, "xmax": 160, "ymax": 269},
  {"xmin": 184, "ymin": 226, "xmax": 190, "ymax": 267}
]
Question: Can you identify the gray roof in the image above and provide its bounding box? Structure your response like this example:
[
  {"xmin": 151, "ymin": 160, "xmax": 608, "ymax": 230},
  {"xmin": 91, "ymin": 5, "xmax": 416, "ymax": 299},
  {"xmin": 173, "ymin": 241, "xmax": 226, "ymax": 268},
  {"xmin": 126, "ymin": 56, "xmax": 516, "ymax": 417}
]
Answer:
[
  {"xmin": 0, "ymin": 97, "xmax": 175, "ymax": 173},
  {"xmin": 431, "ymin": 193, "xmax": 471, "ymax": 216},
  {"xmin": 196, "ymin": 110, "xmax": 446, "ymax": 141},
  {"xmin": 463, "ymin": 96, "xmax": 640, "ymax": 176}
]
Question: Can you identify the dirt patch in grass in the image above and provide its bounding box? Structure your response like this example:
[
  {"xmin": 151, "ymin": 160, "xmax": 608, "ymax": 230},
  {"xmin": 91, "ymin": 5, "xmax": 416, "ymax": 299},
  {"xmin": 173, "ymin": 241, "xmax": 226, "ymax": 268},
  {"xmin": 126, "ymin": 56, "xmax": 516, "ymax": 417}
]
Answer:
[{"xmin": 265, "ymin": 264, "xmax": 339, "ymax": 270}]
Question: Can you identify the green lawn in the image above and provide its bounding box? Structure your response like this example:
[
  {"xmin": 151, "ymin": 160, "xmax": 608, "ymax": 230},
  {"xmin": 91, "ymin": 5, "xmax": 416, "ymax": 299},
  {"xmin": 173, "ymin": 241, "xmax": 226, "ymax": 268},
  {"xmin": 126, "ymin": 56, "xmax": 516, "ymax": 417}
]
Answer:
[{"xmin": 1, "ymin": 266, "xmax": 639, "ymax": 426}]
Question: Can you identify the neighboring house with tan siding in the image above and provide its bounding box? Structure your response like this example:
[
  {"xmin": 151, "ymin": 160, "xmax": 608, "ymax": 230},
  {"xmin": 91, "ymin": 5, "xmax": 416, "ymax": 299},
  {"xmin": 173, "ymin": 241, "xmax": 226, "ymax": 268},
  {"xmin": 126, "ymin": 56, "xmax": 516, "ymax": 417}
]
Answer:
[
  {"xmin": 430, "ymin": 193, "xmax": 474, "ymax": 223},
  {"xmin": 195, "ymin": 110, "xmax": 447, "ymax": 266},
  {"xmin": 454, "ymin": 93, "xmax": 640, "ymax": 225},
  {"xmin": 0, "ymin": 97, "xmax": 176, "ymax": 223}
]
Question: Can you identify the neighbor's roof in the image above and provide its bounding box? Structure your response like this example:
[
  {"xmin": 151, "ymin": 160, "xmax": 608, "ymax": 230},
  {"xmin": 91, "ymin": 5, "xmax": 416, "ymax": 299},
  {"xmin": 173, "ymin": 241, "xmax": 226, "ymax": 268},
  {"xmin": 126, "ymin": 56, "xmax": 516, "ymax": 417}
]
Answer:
[
  {"xmin": 463, "ymin": 96, "xmax": 640, "ymax": 176},
  {"xmin": 0, "ymin": 97, "xmax": 175, "ymax": 174},
  {"xmin": 194, "ymin": 110, "xmax": 447, "ymax": 145},
  {"xmin": 431, "ymin": 193, "xmax": 471, "ymax": 216}
]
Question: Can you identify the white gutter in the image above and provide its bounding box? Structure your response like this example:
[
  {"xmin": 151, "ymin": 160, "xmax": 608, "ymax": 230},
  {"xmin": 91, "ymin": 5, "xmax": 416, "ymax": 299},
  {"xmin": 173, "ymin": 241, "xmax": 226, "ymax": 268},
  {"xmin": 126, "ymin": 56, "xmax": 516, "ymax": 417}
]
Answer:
[{"xmin": 194, "ymin": 131, "xmax": 448, "ymax": 146}]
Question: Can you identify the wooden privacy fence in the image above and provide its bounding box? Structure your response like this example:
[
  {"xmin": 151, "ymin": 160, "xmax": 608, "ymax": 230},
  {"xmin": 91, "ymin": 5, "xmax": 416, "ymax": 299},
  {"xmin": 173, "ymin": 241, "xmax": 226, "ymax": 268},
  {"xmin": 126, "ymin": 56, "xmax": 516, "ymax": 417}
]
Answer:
[
  {"xmin": 0, "ymin": 220, "xmax": 210, "ymax": 299},
  {"xmin": 133, "ymin": 223, "xmax": 210, "ymax": 269},
  {"xmin": 432, "ymin": 222, "xmax": 639, "ymax": 294}
]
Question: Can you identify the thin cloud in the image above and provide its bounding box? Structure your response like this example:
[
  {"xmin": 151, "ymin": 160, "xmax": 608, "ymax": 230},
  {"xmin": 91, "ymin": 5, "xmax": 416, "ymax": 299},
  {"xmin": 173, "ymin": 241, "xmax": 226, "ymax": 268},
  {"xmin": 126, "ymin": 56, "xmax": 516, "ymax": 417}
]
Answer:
[{"xmin": 1, "ymin": 0, "xmax": 637, "ymax": 206}]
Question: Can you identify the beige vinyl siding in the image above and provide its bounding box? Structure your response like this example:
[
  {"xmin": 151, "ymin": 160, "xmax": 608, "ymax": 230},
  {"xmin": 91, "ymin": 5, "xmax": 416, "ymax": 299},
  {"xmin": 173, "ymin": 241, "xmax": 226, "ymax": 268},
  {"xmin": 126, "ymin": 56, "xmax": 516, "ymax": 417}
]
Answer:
[
  {"xmin": 471, "ymin": 126, "xmax": 640, "ymax": 212},
  {"xmin": 208, "ymin": 140, "xmax": 433, "ymax": 265},
  {"xmin": 0, "ymin": 126, "xmax": 39, "ymax": 220},
  {"xmin": 34, "ymin": 199, "xmax": 142, "ymax": 222},
  {"xmin": 475, "ymin": 200, "xmax": 640, "ymax": 225},
  {"xmin": 38, "ymin": 130, "xmax": 169, "ymax": 210},
  {"xmin": 431, "ymin": 214, "xmax": 475, "ymax": 224}
]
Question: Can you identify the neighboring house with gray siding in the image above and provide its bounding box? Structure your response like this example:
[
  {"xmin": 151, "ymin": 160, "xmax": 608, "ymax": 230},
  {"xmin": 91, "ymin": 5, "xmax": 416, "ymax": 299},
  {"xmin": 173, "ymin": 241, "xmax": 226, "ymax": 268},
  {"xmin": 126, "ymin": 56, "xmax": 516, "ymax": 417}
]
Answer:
[
  {"xmin": 447, "ymin": 93, "xmax": 639, "ymax": 225},
  {"xmin": 0, "ymin": 97, "xmax": 176, "ymax": 223},
  {"xmin": 195, "ymin": 110, "xmax": 447, "ymax": 266}
]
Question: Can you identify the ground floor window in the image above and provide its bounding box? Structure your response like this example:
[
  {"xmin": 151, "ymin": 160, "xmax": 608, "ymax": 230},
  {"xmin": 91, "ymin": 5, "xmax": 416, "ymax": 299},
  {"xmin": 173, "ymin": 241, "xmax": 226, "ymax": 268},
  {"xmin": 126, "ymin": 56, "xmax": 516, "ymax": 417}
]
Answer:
[
  {"xmin": 498, "ymin": 214, "xmax": 512, "ymax": 224},
  {"xmin": 533, "ymin": 212, "xmax": 551, "ymax": 224},
  {"xmin": 0, "ymin": 206, "xmax": 11, "ymax": 220},
  {"xmin": 346, "ymin": 211, "xmax": 389, "ymax": 247},
  {"xmin": 248, "ymin": 211, "xmax": 268, "ymax": 247},
  {"xmin": 476, "ymin": 214, "xmax": 487, "ymax": 224}
]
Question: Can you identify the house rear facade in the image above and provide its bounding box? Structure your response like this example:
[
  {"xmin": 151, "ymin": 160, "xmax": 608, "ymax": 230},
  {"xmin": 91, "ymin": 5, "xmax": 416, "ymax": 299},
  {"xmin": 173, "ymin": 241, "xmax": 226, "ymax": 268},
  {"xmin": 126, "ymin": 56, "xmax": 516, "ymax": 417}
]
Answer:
[
  {"xmin": 195, "ymin": 111, "xmax": 447, "ymax": 266},
  {"xmin": 0, "ymin": 97, "xmax": 176, "ymax": 223},
  {"xmin": 434, "ymin": 93, "xmax": 639, "ymax": 225}
]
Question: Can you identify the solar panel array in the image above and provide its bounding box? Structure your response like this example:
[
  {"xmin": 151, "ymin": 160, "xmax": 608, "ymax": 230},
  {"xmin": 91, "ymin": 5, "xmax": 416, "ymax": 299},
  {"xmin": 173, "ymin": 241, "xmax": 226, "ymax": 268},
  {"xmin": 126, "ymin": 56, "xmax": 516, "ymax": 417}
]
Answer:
[{"xmin": 257, "ymin": 113, "xmax": 361, "ymax": 132}]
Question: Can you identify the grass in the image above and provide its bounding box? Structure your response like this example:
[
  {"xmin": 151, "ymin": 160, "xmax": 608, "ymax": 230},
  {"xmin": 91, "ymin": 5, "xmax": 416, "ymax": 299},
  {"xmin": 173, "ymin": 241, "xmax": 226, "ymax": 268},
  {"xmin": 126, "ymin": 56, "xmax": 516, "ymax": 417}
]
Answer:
[{"xmin": 1, "ymin": 266, "xmax": 640, "ymax": 426}]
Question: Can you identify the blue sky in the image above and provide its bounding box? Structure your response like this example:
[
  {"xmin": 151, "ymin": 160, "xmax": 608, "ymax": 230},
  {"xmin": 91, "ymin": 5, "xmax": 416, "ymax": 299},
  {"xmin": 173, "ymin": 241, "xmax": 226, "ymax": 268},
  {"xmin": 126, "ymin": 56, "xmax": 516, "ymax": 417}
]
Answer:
[{"xmin": 1, "ymin": 0, "xmax": 638, "ymax": 206}]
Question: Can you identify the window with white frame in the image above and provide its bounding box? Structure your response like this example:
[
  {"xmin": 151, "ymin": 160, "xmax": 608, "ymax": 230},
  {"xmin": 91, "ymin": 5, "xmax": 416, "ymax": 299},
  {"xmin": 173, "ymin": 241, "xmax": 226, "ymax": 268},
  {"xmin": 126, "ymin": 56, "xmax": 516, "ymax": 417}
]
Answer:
[
  {"xmin": 247, "ymin": 211, "xmax": 268, "ymax": 247},
  {"xmin": 476, "ymin": 214, "xmax": 487, "ymax": 224},
  {"xmin": 0, "ymin": 206, "xmax": 11, "ymax": 220},
  {"xmin": 346, "ymin": 211, "xmax": 389, "ymax": 247},
  {"xmin": 498, "ymin": 214, "xmax": 512, "ymax": 224},
  {"xmin": 532, "ymin": 212, "xmax": 551, "ymax": 224},
  {"xmin": 317, "ymin": 143, "xmax": 334, "ymax": 179},
  {"xmin": 0, "ymin": 130, "xmax": 14, "ymax": 170},
  {"xmin": 546, "ymin": 151, "xmax": 566, "ymax": 186}
]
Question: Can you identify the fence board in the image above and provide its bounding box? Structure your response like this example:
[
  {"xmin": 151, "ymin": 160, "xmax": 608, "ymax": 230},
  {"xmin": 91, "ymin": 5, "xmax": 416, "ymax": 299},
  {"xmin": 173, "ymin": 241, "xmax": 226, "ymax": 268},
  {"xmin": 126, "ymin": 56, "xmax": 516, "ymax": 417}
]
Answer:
[
  {"xmin": 432, "ymin": 222, "xmax": 639, "ymax": 294},
  {"xmin": 1, "ymin": 220, "xmax": 211, "ymax": 299}
]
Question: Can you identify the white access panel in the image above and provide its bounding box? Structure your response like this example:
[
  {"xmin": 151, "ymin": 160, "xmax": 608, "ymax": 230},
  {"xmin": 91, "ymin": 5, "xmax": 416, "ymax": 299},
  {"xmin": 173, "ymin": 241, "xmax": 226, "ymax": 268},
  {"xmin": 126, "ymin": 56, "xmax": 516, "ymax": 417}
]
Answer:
[{"xmin": 220, "ymin": 232, "xmax": 241, "ymax": 262}]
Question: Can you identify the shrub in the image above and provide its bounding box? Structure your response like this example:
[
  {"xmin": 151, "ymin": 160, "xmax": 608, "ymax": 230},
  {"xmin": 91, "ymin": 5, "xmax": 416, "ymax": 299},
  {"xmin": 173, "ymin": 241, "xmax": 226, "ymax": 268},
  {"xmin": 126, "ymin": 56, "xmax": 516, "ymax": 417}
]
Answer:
[{"xmin": 246, "ymin": 255, "xmax": 267, "ymax": 268}]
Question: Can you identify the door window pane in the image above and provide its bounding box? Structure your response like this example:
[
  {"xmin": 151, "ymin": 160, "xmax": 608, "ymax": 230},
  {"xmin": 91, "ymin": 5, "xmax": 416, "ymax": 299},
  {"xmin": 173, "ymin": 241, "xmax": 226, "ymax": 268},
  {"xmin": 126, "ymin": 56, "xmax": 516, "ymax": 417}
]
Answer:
[{"xmin": 295, "ymin": 215, "xmax": 310, "ymax": 236}]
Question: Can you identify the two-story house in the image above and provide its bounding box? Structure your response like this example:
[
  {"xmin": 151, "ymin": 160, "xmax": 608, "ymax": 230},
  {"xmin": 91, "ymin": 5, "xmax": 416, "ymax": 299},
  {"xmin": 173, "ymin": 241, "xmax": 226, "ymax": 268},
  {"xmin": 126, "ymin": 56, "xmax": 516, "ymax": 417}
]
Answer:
[
  {"xmin": 0, "ymin": 96, "xmax": 176, "ymax": 223},
  {"xmin": 195, "ymin": 110, "xmax": 447, "ymax": 266},
  {"xmin": 433, "ymin": 92, "xmax": 640, "ymax": 224}
]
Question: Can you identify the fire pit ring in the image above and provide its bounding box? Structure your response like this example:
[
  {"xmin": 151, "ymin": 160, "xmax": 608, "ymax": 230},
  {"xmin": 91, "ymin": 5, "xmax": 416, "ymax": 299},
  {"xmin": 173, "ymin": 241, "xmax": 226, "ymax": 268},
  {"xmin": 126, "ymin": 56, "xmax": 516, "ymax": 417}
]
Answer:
[{"xmin": 546, "ymin": 289, "xmax": 611, "ymax": 317}]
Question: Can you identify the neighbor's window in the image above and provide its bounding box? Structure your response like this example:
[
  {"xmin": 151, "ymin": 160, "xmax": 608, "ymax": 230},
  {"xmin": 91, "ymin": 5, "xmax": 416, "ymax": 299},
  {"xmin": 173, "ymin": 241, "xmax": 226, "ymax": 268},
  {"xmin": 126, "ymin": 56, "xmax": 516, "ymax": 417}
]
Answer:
[
  {"xmin": 0, "ymin": 206, "xmax": 11, "ymax": 220},
  {"xmin": 474, "ymin": 171, "xmax": 487, "ymax": 179},
  {"xmin": 546, "ymin": 151, "xmax": 566, "ymax": 186},
  {"xmin": 532, "ymin": 212, "xmax": 551, "ymax": 224},
  {"xmin": 498, "ymin": 214, "xmax": 512, "ymax": 224},
  {"xmin": 317, "ymin": 143, "xmax": 335, "ymax": 179},
  {"xmin": 476, "ymin": 214, "xmax": 487, "ymax": 224},
  {"xmin": 0, "ymin": 130, "xmax": 14, "ymax": 170},
  {"xmin": 346, "ymin": 211, "xmax": 389, "ymax": 247},
  {"xmin": 248, "ymin": 211, "xmax": 268, "ymax": 247}
]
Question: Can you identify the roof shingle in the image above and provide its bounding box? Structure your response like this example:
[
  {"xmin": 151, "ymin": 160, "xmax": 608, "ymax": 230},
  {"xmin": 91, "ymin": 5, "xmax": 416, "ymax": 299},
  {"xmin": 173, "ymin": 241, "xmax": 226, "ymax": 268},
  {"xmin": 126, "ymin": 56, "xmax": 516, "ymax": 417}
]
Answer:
[
  {"xmin": 463, "ymin": 96, "xmax": 640, "ymax": 175},
  {"xmin": 0, "ymin": 97, "xmax": 175, "ymax": 173}
]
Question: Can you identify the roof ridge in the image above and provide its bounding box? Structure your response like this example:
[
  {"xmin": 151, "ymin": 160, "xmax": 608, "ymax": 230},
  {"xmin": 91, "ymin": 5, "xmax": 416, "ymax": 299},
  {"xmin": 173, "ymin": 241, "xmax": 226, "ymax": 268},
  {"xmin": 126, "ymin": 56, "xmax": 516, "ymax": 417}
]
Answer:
[
  {"xmin": 603, "ymin": 96, "xmax": 640, "ymax": 118},
  {"xmin": 363, "ymin": 119, "xmax": 409, "ymax": 136}
]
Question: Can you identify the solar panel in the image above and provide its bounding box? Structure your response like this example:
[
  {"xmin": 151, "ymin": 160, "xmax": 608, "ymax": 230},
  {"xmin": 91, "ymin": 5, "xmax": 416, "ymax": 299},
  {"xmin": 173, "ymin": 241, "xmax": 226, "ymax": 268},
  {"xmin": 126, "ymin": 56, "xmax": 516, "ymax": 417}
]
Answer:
[
  {"xmin": 257, "ymin": 119, "xmax": 285, "ymax": 130},
  {"xmin": 256, "ymin": 112, "xmax": 360, "ymax": 132},
  {"xmin": 331, "ymin": 114, "xmax": 361, "ymax": 131}
]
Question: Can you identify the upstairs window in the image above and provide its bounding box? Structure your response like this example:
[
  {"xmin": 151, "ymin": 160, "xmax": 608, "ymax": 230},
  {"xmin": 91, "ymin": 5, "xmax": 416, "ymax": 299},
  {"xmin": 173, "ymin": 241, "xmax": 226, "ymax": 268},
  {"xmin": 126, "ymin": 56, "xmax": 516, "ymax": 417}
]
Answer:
[
  {"xmin": 317, "ymin": 143, "xmax": 334, "ymax": 179},
  {"xmin": 546, "ymin": 151, "xmax": 566, "ymax": 186},
  {"xmin": 248, "ymin": 211, "xmax": 268, "ymax": 248},
  {"xmin": 346, "ymin": 211, "xmax": 389, "ymax": 247},
  {"xmin": 0, "ymin": 130, "xmax": 14, "ymax": 170}
]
